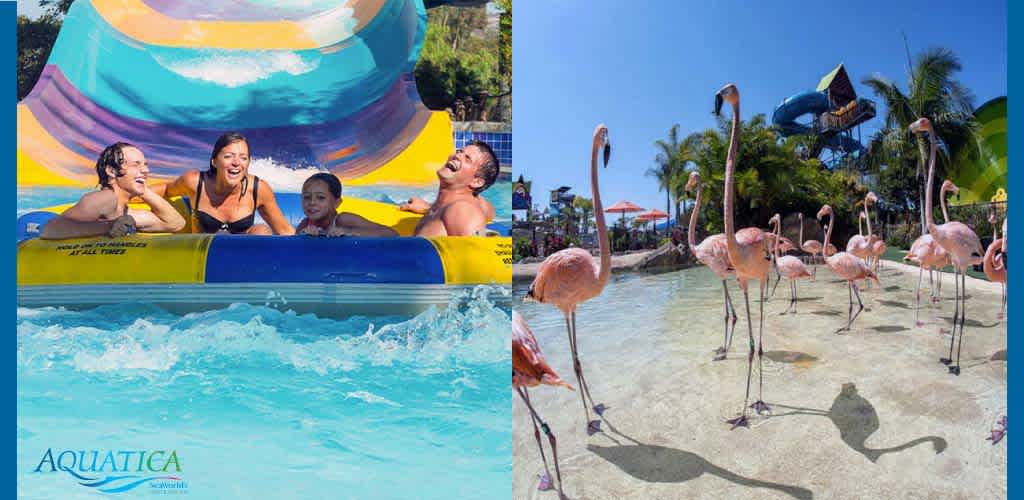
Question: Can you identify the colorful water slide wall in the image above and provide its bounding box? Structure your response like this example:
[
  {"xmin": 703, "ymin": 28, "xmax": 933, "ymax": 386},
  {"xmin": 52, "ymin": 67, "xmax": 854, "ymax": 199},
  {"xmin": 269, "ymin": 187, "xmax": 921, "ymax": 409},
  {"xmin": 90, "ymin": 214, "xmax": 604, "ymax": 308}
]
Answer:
[
  {"xmin": 18, "ymin": 0, "xmax": 454, "ymax": 188},
  {"xmin": 953, "ymin": 96, "xmax": 1007, "ymax": 204}
]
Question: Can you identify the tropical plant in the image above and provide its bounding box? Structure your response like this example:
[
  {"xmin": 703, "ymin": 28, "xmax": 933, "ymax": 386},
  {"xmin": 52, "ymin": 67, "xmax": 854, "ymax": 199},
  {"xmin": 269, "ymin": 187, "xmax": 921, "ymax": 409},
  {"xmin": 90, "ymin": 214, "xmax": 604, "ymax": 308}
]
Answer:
[
  {"xmin": 861, "ymin": 47, "xmax": 981, "ymax": 230},
  {"xmin": 572, "ymin": 196, "xmax": 594, "ymax": 235},
  {"xmin": 17, "ymin": 14, "xmax": 61, "ymax": 100}
]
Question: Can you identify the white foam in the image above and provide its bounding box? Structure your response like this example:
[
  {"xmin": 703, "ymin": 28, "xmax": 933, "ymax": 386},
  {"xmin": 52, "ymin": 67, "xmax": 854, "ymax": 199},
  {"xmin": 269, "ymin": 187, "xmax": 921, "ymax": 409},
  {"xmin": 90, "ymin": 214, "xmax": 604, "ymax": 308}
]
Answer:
[
  {"xmin": 247, "ymin": 157, "xmax": 325, "ymax": 192},
  {"xmin": 345, "ymin": 391, "xmax": 400, "ymax": 407},
  {"xmin": 154, "ymin": 50, "xmax": 321, "ymax": 88}
]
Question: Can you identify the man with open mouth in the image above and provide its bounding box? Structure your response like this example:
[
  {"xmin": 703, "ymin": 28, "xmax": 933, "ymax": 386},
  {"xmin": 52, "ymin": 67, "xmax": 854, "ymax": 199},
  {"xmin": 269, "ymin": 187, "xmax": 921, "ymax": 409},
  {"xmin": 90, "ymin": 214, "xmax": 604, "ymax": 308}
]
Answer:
[{"xmin": 40, "ymin": 142, "xmax": 186, "ymax": 240}]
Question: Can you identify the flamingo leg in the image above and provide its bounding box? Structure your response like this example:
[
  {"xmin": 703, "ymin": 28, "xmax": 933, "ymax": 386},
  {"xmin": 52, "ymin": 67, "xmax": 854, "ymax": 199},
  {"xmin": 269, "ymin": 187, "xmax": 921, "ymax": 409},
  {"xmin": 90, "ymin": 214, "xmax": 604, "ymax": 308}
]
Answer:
[
  {"xmin": 791, "ymin": 280, "xmax": 798, "ymax": 314},
  {"xmin": 517, "ymin": 387, "xmax": 564, "ymax": 497},
  {"xmin": 848, "ymin": 282, "xmax": 865, "ymax": 328},
  {"xmin": 950, "ymin": 270, "xmax": 967, "ymax": 375},
  {"xmin": 769, "ymin": 260, "xmax": 782, "ymax": 299},
  {"xmin": 726, "ymin": 282, "xmax": 755, "ymax": 429},
  {"xmin": 836, "ymin": 281, "xmax": 854, "ymax": 334},
  {"xmin": 750, "ymin": 280, "xmax": 770, "ymax": 416},
  {"xmin": 915, "ymin": 265, "xmax": 924, "ymax": 327},
  {"xmin": 941, "ymin": 269, "xmax": 960, "ymax": 364},
  {"xmin": 715, "ymin": 280, "xmax": 737, "ymax": 361},
  {"xmin": 1000, "ymin": 283, "xmax": 1007, "ymax": 319},
  {"xmin": 569, "ymin": 311, "xmax": 604, "ymax": 432}
]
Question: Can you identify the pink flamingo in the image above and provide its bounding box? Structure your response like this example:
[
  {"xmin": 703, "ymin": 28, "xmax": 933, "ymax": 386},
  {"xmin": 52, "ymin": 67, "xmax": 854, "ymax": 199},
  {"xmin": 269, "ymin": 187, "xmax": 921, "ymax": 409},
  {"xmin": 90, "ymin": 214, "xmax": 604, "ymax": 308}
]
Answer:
[
  {"xmin": 799, "ymin": 213, "xmax": 822, "ymax": 278},
  {"xmin": 513, "ymin": 311, "xmax": 573, "ymax": 497},
  {"xmin": 983, "ymin": 211, "xmax": 1007, "ymax": 319},
  {"xmin": 905, "ymin": 180, "xmax": 957, "ymax": 325},
  {"xmin": 770, "ymin": 214, "xmax": 813, "ymax": 314},
  {"xmin": 716, "ymin": 83, "xmax": 773, "ymax": 428},
  {"xmin": 911, "ymin": 117, "xmax": 984, "ymax": 375},
  {"xmin": 527, "ymin": 123, "xmax": 611, "ymax": 434},
  {"xmin": 847, "ymin": 196, "xmax": 873, "ymax": 262},
  {"xmin": 769, "ymin": 229, "xmax": 798, "ymax": 298},
  {"xmin": 818, "ymin": 205, "xmax": 880, "ymax": 333},
  {"xmin": 865, "ymin": 193, "xmax": 887, "ymax": 274},
  {"xmin": 685, "ymin": 171, "xmax": 738, "ymax": 361}
]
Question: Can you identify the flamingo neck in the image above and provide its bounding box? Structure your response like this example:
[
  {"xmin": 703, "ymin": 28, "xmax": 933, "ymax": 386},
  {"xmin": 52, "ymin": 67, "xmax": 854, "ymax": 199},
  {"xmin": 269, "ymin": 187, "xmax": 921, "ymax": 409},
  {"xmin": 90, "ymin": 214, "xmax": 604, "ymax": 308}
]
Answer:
[
  {"xmin": 591, "ymin": 143, "xmax": 610, "ymax": 287},
  {"xmin": 865, "ymin": 207, "xmax": 873, "ymax": 239},
  {"xmin": 824, "ymin": 212, "xmax": 834, "ymax": 259},
  {"xmin": 924, "ymin": 132, "xmax": 938, "ymax": 234},
  {"xmin": 941, "ymin": 188, "xmax": 950, "ymax": 224},
  {"xmin": 773, "ymin": 219, "xmax": 781, "ymax": 259},
  {"xmin": 687, "ymin": 180, "xmax": 701, "ymax": 249},
  {"xmin": 723, "ymin": 101, "xmax": 741, "ymax": 260},
  {"xmin": 799, "ymin": 216, "xmax": 804, "ymax": 246},
  {"xmin": 858, "ymin": 214, "xmax": 863, "ymax": 236}
]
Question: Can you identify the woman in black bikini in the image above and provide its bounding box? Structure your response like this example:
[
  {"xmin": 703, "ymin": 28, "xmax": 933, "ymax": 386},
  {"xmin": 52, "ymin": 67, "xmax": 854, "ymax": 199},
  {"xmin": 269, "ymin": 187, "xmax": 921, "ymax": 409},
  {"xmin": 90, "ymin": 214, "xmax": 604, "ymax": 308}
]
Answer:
[{"xmin": 155, "ymin": 132, "xmax": 294, "ymax": 235}]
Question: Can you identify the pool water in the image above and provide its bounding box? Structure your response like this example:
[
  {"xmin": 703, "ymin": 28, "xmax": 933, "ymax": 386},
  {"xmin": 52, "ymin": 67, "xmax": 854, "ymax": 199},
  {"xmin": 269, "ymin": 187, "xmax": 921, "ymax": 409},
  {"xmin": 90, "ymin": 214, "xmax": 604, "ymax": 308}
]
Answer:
[
  {"xmin": 17, "ymin": 178, "xmax": 513, "ymax": 498},
  {"xmin": 18, "ymin": 288, "xmax": 511, "ymax": 499},
  {"xmin": 512, "ymin": 264, "xmax": 1006, "ymax": 498}
]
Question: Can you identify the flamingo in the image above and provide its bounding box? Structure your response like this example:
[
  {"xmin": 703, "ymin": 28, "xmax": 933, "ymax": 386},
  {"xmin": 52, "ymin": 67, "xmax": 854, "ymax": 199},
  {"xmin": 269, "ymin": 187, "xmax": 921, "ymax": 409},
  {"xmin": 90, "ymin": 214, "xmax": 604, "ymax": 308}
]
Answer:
[
  {"xmin": 685, "ymin": 171, "xmax": 738, "ymax": 361},
  {"xmin": 769, "ymin": 214, "xmax": 813, "ymax": 314},
  {"xmin": 983, "ymin": 211, "xmax": 1007, "ymax": 319},
  {"xmin": 847, "ymin": 196, "xmax": 873, "ymax": 262},
  {"xmin": 865, "ymin": 193, "xmax": 887, "ymax": 274},
  {"xmin": 905, "ymin": 180, "xmax": 957, "ymax": 324},
  {"xmin": 799, "ymin": 213, "xmax": 823, "ymax": 277},
  {"xmin": 911, "ymin": 117, "xmax": 984, "ymax": 375},
  {"xmin": 818, "ymin": 205, "xmax": 880, "ymax": 333},
  {"xmin": 715, "ymin": 83, "xmax": 773, "ymax": 429},
  {"xmin": 513, "ymin": 311, "xmax": 573, "ymax": 497},
  {"xmin": 526, "ymin": 123, "xmax": 611, "ymax": 434}
]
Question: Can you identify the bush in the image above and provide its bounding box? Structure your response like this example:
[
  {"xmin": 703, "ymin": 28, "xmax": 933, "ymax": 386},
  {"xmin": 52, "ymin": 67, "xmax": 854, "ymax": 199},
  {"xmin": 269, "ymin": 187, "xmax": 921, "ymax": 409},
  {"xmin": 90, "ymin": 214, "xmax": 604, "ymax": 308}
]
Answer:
[
  {"xmin": 513, "ymin": 237, "xmax": 535, "ymax": 262},
  {"xmin": 885, "ymin": 223, "xmax": 919, "ymax": 250}
]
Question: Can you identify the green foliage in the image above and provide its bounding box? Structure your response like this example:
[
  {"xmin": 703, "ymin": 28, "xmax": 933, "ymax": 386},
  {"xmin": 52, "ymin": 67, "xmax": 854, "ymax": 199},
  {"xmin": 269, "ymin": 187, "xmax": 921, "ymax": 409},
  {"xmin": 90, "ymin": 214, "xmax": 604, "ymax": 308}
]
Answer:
[
  {"xmin": 17, "ymin": 14, "xmax": 61, "ymax": 100},
  {"xmin": 861, "ymin": 47, "xmax": 981, "ymax": 228},
  {"xmin": 682, "ymin": 114, "xmax": 864, "ymax": 238},
  {"xmin": 513, "ymin": 236, "xmax": 535, "ymax": 261},
  {"xmin": 885, "ymin": 223, "xmax": 918, "ymax": 250},
  {"xmin": 415, "ymin": 4, "xmax": 509, "ymax": 118}
]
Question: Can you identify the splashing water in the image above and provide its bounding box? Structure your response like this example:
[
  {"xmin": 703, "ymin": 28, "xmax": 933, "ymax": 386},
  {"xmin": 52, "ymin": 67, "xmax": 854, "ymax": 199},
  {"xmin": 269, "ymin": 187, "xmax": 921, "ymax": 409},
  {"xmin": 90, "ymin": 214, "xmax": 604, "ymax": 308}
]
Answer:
[{"xmin": 18, "ymin": 286, "xmax": 511, "ymax": 499}]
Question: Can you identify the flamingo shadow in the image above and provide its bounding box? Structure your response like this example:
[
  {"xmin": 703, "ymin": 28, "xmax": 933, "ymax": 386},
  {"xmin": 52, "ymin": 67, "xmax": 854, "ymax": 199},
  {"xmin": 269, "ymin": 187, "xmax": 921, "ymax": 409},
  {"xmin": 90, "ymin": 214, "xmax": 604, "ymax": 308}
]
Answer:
[
  {"xmin": 770, "ymin": 383, "xmax": 947, "ymax": 463},
  {"xmin": 809, "ymin": 310, "xmax": 842, "ymax": 317},
  {"xmin": 939, "ymin": 317, "xmax": 1001, "ymax": 329},
  {"xmin": 794, "ymin": 296, "xmax": 824, "ymax": 303},
  {"xmin": 869, "ymin": 325, "xmax": 909, "ymax": 333},
  {"xmin": 883, "ymin": 286, "xmax": 902, "ymax": 292},
  {"xmin": 588, "ymin": 417, "xmax": 812, "ymax": 499},
  {"xmin": 877, "ymin": 300, "xmax": 910, "ymax": 309},
  {"xmin": 765, "ymin": 351, "xmax": 818, "ymax": 364}
]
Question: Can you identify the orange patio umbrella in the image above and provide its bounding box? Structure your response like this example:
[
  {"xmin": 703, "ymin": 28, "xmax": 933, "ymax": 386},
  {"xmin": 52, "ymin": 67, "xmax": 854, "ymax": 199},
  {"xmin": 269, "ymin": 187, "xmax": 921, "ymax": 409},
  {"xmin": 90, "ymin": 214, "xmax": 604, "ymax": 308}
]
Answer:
[
  {"xmin": 605, "ymin": 200, "xmax": 644, "ymax": 226},
  {"xmin": 637, "ymin": 208, "xmax": 670, "ymax": 235}
]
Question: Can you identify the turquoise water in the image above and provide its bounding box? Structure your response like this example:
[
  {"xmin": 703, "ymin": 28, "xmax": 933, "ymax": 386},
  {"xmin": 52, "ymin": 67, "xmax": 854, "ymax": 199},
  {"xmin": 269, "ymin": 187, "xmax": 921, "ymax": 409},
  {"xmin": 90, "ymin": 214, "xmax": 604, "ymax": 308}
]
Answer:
[{"xmin": 17, "ymin": 183, "xmax": 512, "ymax": 498}]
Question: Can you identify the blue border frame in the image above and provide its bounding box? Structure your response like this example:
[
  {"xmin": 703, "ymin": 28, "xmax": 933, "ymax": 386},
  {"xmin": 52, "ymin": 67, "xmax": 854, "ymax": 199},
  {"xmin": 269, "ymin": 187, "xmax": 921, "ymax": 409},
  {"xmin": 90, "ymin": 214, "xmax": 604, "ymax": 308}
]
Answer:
[
  {"xmin": 5, "ymin": 0, "xmax": 16, "ymax": 489},
  {"xmin": 1008, "ymin": 1, "xmax": 1017, "ymax": 489}
]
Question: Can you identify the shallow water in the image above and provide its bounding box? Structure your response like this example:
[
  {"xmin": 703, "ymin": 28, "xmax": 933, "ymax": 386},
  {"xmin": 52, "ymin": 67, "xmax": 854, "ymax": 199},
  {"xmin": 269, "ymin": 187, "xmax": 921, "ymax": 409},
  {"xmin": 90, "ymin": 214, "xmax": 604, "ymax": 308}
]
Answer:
[
  {"xmin": 19, "ymin": 287, "xmax": 511, "ymax": 499},
  {"xmin": 512, "ymin": 264, "xmax": 1006, "ymax": 499}
]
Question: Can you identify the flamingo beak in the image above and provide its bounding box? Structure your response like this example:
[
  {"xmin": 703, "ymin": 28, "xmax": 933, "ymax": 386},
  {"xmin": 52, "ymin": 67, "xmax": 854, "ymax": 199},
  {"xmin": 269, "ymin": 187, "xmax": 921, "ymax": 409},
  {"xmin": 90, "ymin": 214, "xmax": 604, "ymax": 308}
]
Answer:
[
  {"xmin": 714, "ymin": 93, "xmax": 724, "ymax": 117},
  {"xmin": 603, "ymin": 142, "xmax": 611, "ymax": 168}
]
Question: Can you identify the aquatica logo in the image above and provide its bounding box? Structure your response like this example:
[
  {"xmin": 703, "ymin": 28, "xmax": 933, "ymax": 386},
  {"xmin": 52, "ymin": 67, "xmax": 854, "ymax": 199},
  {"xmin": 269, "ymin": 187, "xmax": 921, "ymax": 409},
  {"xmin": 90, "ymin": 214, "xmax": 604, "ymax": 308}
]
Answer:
[{"xmin": 34, "ymin": 448, "xmax": 188, "ymax": 494}]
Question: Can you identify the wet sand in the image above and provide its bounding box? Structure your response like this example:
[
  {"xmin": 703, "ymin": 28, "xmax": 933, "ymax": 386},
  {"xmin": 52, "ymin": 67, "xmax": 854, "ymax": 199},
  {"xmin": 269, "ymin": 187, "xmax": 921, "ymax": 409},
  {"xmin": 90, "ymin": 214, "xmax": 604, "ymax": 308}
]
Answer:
[{"xmin": 512, "ymin": 260, "xmax": 1006, "ymax": 499}]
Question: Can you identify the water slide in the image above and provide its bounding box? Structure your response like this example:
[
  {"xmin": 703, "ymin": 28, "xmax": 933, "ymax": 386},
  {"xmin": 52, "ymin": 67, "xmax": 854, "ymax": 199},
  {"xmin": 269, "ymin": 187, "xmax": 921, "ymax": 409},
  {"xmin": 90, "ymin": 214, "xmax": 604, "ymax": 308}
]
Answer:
[
  {"xmin": 771, "ymin": 90, "xmax": 866, "ymax": 156},
  {"xmin": 18, "ymin": 0, "xmax": 454, "ymax": 188}
]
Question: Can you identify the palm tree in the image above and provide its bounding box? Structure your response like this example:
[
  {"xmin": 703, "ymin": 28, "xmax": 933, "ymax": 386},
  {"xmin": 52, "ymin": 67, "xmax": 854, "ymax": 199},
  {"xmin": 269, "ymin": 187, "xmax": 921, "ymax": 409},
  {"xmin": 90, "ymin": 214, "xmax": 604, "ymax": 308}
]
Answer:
[
  {"xmin": 862, "ymin": 47, "xmax": 980, "ymax": 230},
  {"xmin": 573, "ymin": 196, "xmax": 594, "ymax": 235},
  {"xmin": 669, "ymin": 133, "xmax": 702, "ymax": 228},
  {"xmin": 648, "ymin": 124, "xmax": 685, "ymax": 236}
]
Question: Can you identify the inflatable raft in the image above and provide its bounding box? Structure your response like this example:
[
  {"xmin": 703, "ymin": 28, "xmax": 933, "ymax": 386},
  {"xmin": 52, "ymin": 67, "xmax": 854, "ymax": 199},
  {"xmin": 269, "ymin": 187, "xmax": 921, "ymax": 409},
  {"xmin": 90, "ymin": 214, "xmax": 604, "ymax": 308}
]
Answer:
[{"xmin": 17, "ymin": 196, "xmax": 512, "ymax": 316}]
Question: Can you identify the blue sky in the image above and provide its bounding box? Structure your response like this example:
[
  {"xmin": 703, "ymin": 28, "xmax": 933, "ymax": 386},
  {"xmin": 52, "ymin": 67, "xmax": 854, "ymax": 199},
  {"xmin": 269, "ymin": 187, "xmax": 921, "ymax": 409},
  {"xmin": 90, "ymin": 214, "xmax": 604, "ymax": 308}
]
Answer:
[
  {"xmin": 513, "ymin": 0, "xmax": 1007, "ymax": 218},
  {"xmin": 17, "ymin": 0, "xmax": 44, "ymax": 19}
]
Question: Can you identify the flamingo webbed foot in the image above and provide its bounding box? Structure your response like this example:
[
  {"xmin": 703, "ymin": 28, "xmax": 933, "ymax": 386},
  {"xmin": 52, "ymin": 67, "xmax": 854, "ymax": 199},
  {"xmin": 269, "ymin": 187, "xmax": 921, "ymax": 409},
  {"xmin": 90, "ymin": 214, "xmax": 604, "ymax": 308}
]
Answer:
[
  {"xmin": 726, "ymin": 415, "xmax": 749, "ymax": 430},
  {"xmin": 713, "ymin": 352, "xmax": 727, "ymax": 361},
  {"xmin": 593, "ymin": 403, "xmax": 607, "ymax": 416},
  {"xmin": 948, "ymin": 365, "xmax": 961, "ymax": 376},
  {"xmin": 750, "ymin": 400, "xmax": 772, "ymax": 415},
  {"xmin": 915, "ymin": 321, "xmax": 924, "ymax": 328},
  {"xmin": 940, "ymin": 357, "xmax": 952, "ymax": 365},
  {"xmin": 586, "ymin": 420, "xmax": 602, "ymax": 436},
  {"xmin": 538, "ymin": 473, "xmax": 553, "ymax": 491},
  {"xmin": 988, "ymin": 428, "xmax": 1006, "ymax": 444}
]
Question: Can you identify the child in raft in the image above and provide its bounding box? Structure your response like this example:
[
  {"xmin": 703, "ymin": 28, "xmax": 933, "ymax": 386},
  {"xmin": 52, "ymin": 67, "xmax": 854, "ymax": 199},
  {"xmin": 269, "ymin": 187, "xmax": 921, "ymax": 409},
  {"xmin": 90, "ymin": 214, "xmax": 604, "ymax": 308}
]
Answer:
[{"xmin": 296, "ymin": 173, "xmax": 398, "ymax": 237}]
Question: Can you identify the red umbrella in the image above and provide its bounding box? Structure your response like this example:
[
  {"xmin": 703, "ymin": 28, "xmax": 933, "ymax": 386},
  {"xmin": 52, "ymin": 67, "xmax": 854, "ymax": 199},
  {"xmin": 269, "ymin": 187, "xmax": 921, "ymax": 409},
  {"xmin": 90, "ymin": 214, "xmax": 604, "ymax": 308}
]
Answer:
[
  {"xmin": 638, "ymin": 209, "xmax": 670, "ymax": 235},
  {"xmin": 605, "ymin": 200, "xmax": 644, "ymax": 226}
]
